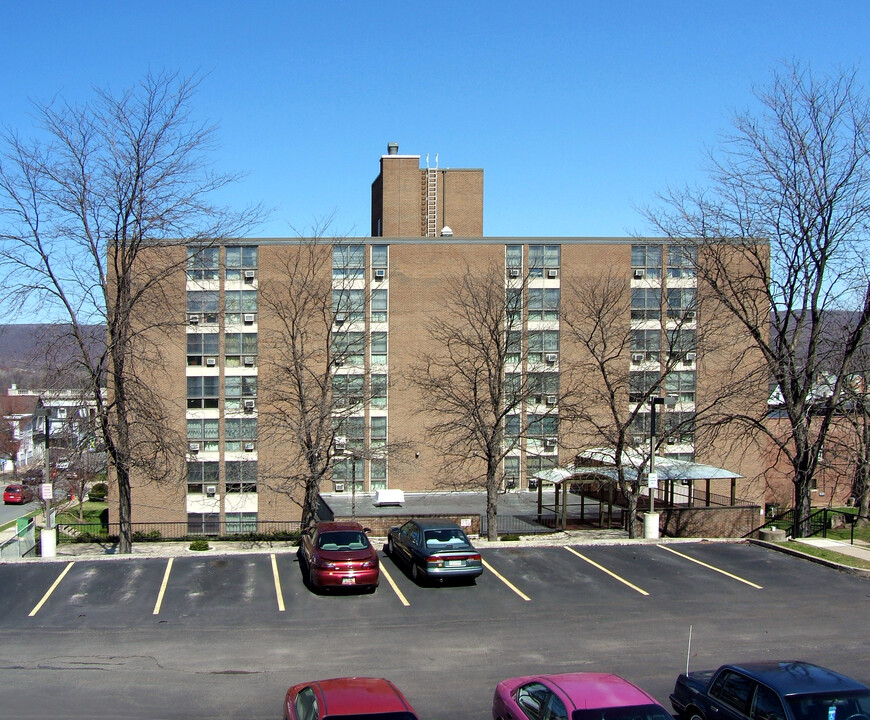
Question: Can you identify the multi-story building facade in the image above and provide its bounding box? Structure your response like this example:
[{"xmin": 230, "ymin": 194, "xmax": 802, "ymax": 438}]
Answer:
[{"xmin": 125, "ymin": 145, "xmax": 768, "ymax": 531}]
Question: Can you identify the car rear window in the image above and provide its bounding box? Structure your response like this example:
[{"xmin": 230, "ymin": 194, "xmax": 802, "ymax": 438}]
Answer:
[
  {"xmin": 423, "ymin": 528, "xmax": 470, "ymax": 548},
  {"xmin": 572, "ymin": 704, "xmax": 674, "ymax": 720},
  {"xmin": 317, "ymin": 531, "xmax": 370, "ymax": 550},
  {"xmin": 787, "ymin": 691, "xmax": 870, "ymax": 720}
]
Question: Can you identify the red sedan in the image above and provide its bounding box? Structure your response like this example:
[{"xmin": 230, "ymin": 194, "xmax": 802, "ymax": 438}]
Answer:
[
  {"xmin": 297, "ymin": 521, "xmax": 379, "ymax": 592},
  {"xmin": 493, "ymin": 672, "xmax": 673, "ymax": 720},
  {"xmin": 3, "ymin": 483, "xmax": 35, "ymax": 505},
  {"xmin": 283, "ymin": 676, "xmax": 419, "ymax": 720}
]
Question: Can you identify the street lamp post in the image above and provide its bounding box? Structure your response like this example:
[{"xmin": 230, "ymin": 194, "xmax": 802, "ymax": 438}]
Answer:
[
  {"xmin": 644, "ymin": 395, "xmax": 675, "ymax": 540},
  {"xmin": 33, "ymin": 408, "xmax": 56, "ymax": 557}
]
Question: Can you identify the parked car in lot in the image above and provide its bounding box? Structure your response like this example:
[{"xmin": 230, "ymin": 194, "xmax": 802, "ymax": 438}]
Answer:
[
  {"xmin": 297, "ymin": 521, "xmax": 379, "ymax": 592},
  {"xmin": 283, "ymin": 676, "xmax": 419, "ymax": 720},
  {"xmin": 670, "ymin": 661, "xmax": 870, "ymax": 720},
  {"xmin": 493, "ymin": 671, "xmax": 673, "ymax": 720},
  {"xmin": 386, "ymin": 518, "xmax": 483, "ymax": 583},
  {"xmin": 3, "ymin": 483, "xmax": 35, "ymax": 505}
]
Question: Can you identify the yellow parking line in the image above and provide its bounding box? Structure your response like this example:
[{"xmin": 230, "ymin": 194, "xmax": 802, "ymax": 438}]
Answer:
[
  {"xmin": 658, "ymin": 545, "xmax": 763, "ymax": 589},
  {"xmin": 482, "ymin": 559, "xmax": 531, "ymax": 601},
  {"xmin": 271, "ymin": 554, "xmax": 286, "ymax": 612},
  {"xmin": 153, "ymin": 558, "xmax": 173, "ymax": 615},
  {"xmin": 565, "ymin": 547, "xmax": 650, "ymax": 596},
  {"xmin": 379, "ymin": 564, "xmax": 410, "ymax": 607},
  {"xmin": 29, "ymin": 561, "xmax": 75, "ymax": 616}
]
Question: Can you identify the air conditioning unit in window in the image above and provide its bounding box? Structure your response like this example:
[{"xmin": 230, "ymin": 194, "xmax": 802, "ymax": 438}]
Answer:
[
  {"xmin": 188, "ymin": 314, "xmax": 200, "ymax": 324},
  {"xmin": 374, "ymin": 268, "xmax": 386, "ymax": 280},
  {"xmin": 547, "ymin": 268, "xmax": 558, "ymax": 278},
  {"xmin": 668, "ymin": 437, "xmax": 677, "ymax": 445},
  {"xmin": 243, "ymin": 399, "xmax": 256, "ymax": 411},
  {"xmin": 334, "ymin": 436, "xmax": 347, "ymax": 452},
  {"xmin": 631, "ymin": 353, "xmax": 645, "ymax": 363},
  {"xmin": 243, "ymin": 356, "xmax": 255, "ymax": 366},
  {"xmin": 205, "ymin": 485, "xmax": 216, "ymax": 496},
  {"xmin": 244, "ymin": 270, "xmax": 256, "ymax": 281},
  {"xmin": 633, "ymin": 435, "xmax": 646, "ymax": 445},
  {"xmin": 335, "ymin": 313, "xmax": 347, "ymax": 324},
  {"xmin": 334, "ymin": 358, "xmax": 343, "ymax": 367},
  {"xmin": 545, "ymin": 353, "xmax": 558, "ymax": 364},
  {"xmin": 188, "ymin": 442, "xmax": 200, "ymax": 453},
  {"xmin": 685, "ymin": 352, "xmax": 697, "ymax": 362},
  {"xmin": 244, "ymin": 442, "xmax": 255, "ymax": 452},
  {"xmin": 633, "ymin": 269, "xmax": 645, "ymax": 279},
  {"xmin": 205, "ymin": 357, "xmax": 216, "ymax": 366},
  {"xmin": 243, "ymin": 313, "xmax": 256, "ymax": 324},
  {"xmin": 685, "ymin": 311, "xmax": 696, "ymax": 320},
  {"xmin": 334, "ymin": 482, "xmax": 345, "ymax": 492},
  {"xmin": 545, "ymin": 395, "xmax": 557, "ymax": 405},
  {"xmin": 544, "ymin": 437, "xmax": 557, "ymax": 449},
  {"xmin": 509, "ymin": 268, "xmax": 520, "ymax": 278}
]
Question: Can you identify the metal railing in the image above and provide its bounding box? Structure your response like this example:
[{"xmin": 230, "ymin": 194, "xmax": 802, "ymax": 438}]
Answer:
[
  {"xmin": 0, "ymin": 518, "xmax": 37, "ymax": 558},
  {"xmin": 745, "ymin": 507, "xmax": 867, "ymax": 544},
  {"xmin": 57, "ymin": 520, "xmax": 302, "ymax": 543}
]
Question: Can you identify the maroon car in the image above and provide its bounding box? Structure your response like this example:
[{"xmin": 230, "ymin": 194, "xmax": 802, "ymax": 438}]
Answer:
[
  {"xmin": 297, "ymin": 521, "xmax": 380, "ymax": 592},
  {"xmin": 3, "ymin": 483, "xmax": 35, "ymax": 505},
  {"xmin": 284, "ymin": 677, "xmax": 419, "ymax": 720}
]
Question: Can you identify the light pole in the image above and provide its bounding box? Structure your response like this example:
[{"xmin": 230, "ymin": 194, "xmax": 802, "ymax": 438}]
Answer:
[
  {"xmin": 644, "ymin": 395, "xmax": 675, "ymax": 539},
  {"xmin": 33, "ymin": 408, "xmax": 56, "ymax": 557}
]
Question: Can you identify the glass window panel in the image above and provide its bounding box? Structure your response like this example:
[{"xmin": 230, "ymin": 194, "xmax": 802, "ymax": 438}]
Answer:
[{"xmin": 371, "ymin": 245, "xmax": 388, "ymax": 267}]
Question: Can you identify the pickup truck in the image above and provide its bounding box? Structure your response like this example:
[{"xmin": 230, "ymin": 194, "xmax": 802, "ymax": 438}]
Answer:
[{"xmin": 670, "ymin": 662, "xmax": 870, "ymax": 720}]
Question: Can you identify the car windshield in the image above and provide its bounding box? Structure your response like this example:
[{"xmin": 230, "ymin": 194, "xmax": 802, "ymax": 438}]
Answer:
[
  {"xmin": 329, "ymin": 714, "xmax": 417, "ymax": 720},
  {"xmin": 572, "ymin": 704, "xmax": 675, "ymax": 720},
  {"xmin": 423, "ymin": 528, "xmax": 469, "ymax": 548},
  {"xmin": 787, "ymin": 691, "xmax": 870, "ymax": 720},
  {"xmin": 317, "ymin": 531, "xmax": 370, "ymax": 551}
]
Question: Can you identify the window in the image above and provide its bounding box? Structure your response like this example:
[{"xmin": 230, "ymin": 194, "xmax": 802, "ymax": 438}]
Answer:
[
  {"xmin": 370, "ymin": 457, "xmax": 387, "ymax": 490},
  {"xmin": 629, "ymin": 371, "xmax": 660, "ymax": 403},
  {"xmin": 333, "ymin": 244, "xmax": 365, "ymax": 279},
  {"xmin": 665, "ymin": 371, "xmax": 696, "ymax": 403},
  {"xmin": 504, "ymin": 456, "xmax": 520, "ymax": 480},
  {"xmin": 527, "ymin": 413, "xmax": 558, "ymax": 440},
  {"xmin": 505, "ymin": 372, "xmax": 523, "ymax": 405},
  {"xmin": 187, "ymin": 247, "xmax": 219, "ymax": 281},
  {"xmin": 332, "ymin": 331, "xmax": 365, "ymax": 367},
  {"xmin": 371, "ymin": 416, "xmax": 387, "ymax": 448},
  {"xmin": 507, "ymin": 330, "xmax": 523, "ymax": 364},
  {"xmin": 505, "ymin": 414, "xmax": 521, "ymax": 440},
  {"xmin": 187, "ymin": 461, "xmax": 219, "ymax": 494},
  {"xmin": 225, "ymin": 375, "xmax": 257, "ymax": 411},
  {"xmin": 631, "ymin": 288, "xmax": 661, "ymax": 321},
  {"xmin": 710, "ymin": 671, "xmax": 753, "ymax": 715},
  {"xmin": 333, "ymin": 373, "xmax": 364, "ymax": 409},
  {"xmin": 631, "ymin": 244, "xmax": 662, "ymax": 279},
  {"xmin": 667, "ymin": 288, "xmax": 697, "ymax": 319},
  {"xmin": 294, "ymin": 688, "xmax": 319, "ymax": 720},
  {"xmin": 663, "ymin": 411, "xmax": 695, "ymax": 443},
  {"xmin": 666, "ymin": 328, "xmax": 696, "ymax": 359},
  {"xmin": 371, "ymin": 332, "xmax": 387, "ymax": 365},
  {"xmin": 506, "ymin": 287, "xmax": 523, "ymax": 327},
  {"xmin": 225, "ymin": 460, "xmax": 258, "ymax": 492},
  {"xmin": 529, "ymin": 245, "xmax": 560, "ymax": 277},
  {"xmin": 334, "ymin": 415, "xmax": 365, "ymax": 450},
  {"xmin": 371, "ymin": 373, "xmax": 387, "ymax": 408},
  {"xmin": 187, "ymin": 290, "xmax": 219, "ymax": 323},
  {"xmin": 333, "ymin": 289, "xmax": 365, "ymax": 323},
  {"xmin": 187, "ymin": 376, "xmax": 219, "ymax": 409},
  {"xmin": 371, "ymin": 244, "xmax": 388, "ymax": 269},
  {"xmin": 528, "ymin": 454, "xmax": 558, "ymax": 476},
  {"xmin": 225, "ymin": 246, "xmax": 258, "ymax": 281},
  {"xmin": 225, "ymin": 290, "xmax": 258, "ymax": 324},
  {"xmin": 528, "ymin": 372, "xmax": 559, "ymax": 399},
  {"xmin": 225, "ymin": 418, "xmax": 257, "ymax": 452},
  {"xmin": 528, "ymin": 288, "xmax": 560, "ymax": 321},
  {"xmin": 752, "ymin": 685, "xmax": 787, "ymax": 720},
  {"xmin": 667, "ymin": 244, "xmax": 697, "ymax": 278},
  {"xmin": 187, "ymin": 418, "xmax": 220, "ymax": 452},
  {"xmin": 506, "ymin": 245, "xmax": 523, "ymax": 276},
  {"xmin": 225, "ymin": 332, "xmax": 257, "ymax": 368},
  {"xmin": 528, "ymin": 330, "xmax": 559, "ymax": 362},
  {"xmin": 187, "ymin": 332, "xmax": 219, "ymax": 366},
  {"xmin": 187, "ymin": 512, "xmax": 219, "ymax": 535},
  {"xmin": 631, "ymin": 329, "xmax": 661, "ymax": 362},
  {"xmin": 225, "ymin": 512, "xmax": 258, "ymax": 534},
  {"xmin": 371, "ymin": 289, "xmax": 388, "ymax": 322},
  {"xmin": 333, "ymin": 457, "xmax": 364, "ymax": 489}
]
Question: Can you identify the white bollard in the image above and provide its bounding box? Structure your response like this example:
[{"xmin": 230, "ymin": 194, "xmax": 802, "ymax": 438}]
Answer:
[
  {"xmin": 40, "ymin": 527, "xmax": 57, "ymax": 558},
  {"xmin": 643, "ymin": 512, "xmax": 660, "ymax": 540}
]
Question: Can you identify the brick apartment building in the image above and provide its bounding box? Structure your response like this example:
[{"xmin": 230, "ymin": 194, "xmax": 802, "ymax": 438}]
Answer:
[{"xmin": 123, "ymin": 145, "xmax": 769, "ymax": 532}]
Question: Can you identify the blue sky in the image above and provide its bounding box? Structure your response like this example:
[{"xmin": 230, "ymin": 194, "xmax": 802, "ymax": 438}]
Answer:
[{"xmin": 2, "ymin": 1, "xmax": 869, "ymax": 239}]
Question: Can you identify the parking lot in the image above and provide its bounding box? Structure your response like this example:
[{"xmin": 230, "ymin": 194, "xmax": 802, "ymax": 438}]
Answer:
[{"xmin": 0, "ymin": 541, "xmax": 868, "ymax": 719}]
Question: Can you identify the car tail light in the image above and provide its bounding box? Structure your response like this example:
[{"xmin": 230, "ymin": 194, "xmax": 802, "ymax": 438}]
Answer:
[
  {"xmin": 425, "ymin": 556, "xmax": 444, "ymax": 568},
  {"xmin": 314, "ymin": 559, "xmax": 337, "ymax": 570},
  {"xmin": 361, "ymin": 559, "xmax": 377, "ymax": 568}
]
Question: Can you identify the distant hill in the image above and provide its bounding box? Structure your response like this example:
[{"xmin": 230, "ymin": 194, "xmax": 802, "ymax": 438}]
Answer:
[{"xmin": 0, "ymin": 324, "xmax": 104, "ymax": 390}]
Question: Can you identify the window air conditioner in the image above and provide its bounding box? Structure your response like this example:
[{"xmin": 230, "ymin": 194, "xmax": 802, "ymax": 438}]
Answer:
[
  {"xmin": 547, "ymin": 268, "xmax": 558, "ymax": 278},
  {"xmin": 685, "ymin": 311, "xmax": 696, "ymax": 320},
  {"xmin": 188, "ymin": 442, "xmax": 200, "ymax": 453},
  {"xmin": 243, "ymin": 356, "xmax": 255, "ymax": 366},
  {"xmin": 334, "ymin": 436, "xmax": 347, "ymax": 452},
  {"xmin": 335, "ymin": 313, "xmax": 347, "ymax": 324},
  {"xmin": 545, "ymin": 353, "xmax": 558, "ymax": 364},
  {"xmin": 633, "ymin": 435, "xmax": 646, "ymax": 445},
  {"xmin": 334, "ymin": 482, "xmax": 345, "ymax": 492},
  {"xmin": 509, "ymin": 268, "xmax": 520, "ymax": 278},
  {"xmin": 685, "ymin": 352, "xmax": 697, "ymax": 362},
  {"xmin": 668, "ymin": 437, "xmax": 677, "ymax": 445},
  {"xmin": 544, "ymin": 437, "xmax": 557, "ymax": 448},
  {"xmin": 244, "ymin": 270, "xmax": 256, "ymax": 281},
  {"xmin": 205, "ymin": 357, "xmax": 216, "ymax": 366},
  {"xmin": 244, "ymin": 442, "xmax": 255, "ymax": 452},
  {"xmin": 243, "ymin": 313, "xmax": 256, "ymax": 324},
  {"xmin": 633, "ymin": 269, "xmax": 645, "ymax": 279},
  {"xmin": 374, "ymin": 268, "xmax": 386, "ymax": 280},
  {"xmin": 244, "ymin": 399, "xmax": 256, "ymax": 411},
  {"xmin": 545, "ymin": 395, "xmax": 557, "ymax": 405},
  {"xmin": 188, "ymin": 314, "xmax": 200, "ymax": 324},
  {"xmin": 205, "ymin": 485, "xmax": 217, "ymax": 496},
  {"xmin": 631, "ymin": 353, "xmax": 645, "ymax": 363}
]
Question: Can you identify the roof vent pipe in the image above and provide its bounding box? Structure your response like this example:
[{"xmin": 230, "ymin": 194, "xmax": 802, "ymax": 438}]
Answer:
[{"xmin": 387, "ymin": 142, "xmax": 399, "ymax": 155}]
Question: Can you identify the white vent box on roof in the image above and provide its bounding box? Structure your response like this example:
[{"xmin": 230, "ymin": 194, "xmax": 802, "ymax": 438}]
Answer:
[{"xmin": 373, "ymin": 489, "xmax": 405, "ymax": 506}]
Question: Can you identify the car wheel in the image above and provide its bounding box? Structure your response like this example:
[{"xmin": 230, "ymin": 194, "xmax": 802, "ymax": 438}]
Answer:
[
  {"xmin": 687, "ymin": 708, "xmax": 705, "ymax": 720},
  {"xmin": 386, "ymin": 538, "xmax": 394, "ymax": 556},
  {"xmin": 308, "ymin": 566, "xmax": 318, "ymax": 592},
  {"xmin": 412, "ymin": 562, "xmax": 425, "ymax": 584}
]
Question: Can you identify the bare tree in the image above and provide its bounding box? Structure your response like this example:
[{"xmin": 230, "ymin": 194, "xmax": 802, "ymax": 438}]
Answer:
[
  {"xmin": 409, "ymin": 263, "xmax": 541, "ymax": 541},
  {"xmin": 0, "ymin": 72, "xmax": 260, "ymax": 552},
  {"xmin": 645, "ymin": 64, "xmax": 870, "ymax": 536}
]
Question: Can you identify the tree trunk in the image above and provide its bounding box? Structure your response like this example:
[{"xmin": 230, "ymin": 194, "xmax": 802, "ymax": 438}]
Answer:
[
  {"xmin": 486, "ymin": 467, "xmax": 499, "ymax": 541},
  {"xmin": 626, "ymin": 492, "xmax": 639, "ymax": 539}
]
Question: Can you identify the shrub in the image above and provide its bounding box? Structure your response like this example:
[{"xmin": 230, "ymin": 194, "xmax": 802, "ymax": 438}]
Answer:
[
  {"xmin": 501, "ymin": 533, "xmax": 521, "ymax": 542},
  {"xmin": 189, "ymin": 539, "xmax": 210, "ymax": 551},
  {"xmin": 88, "ymin": 482, "xmax": 109, "ymax": 501}
]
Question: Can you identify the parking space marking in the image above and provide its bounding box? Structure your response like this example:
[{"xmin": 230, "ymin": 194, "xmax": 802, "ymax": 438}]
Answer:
[
  {"xmin": 564, "ymin": 547, "xmax": 650, "ymax": 596},
  {"xmin": 152, "ymin": 558, "xmax": 174, "ymax": 615},
  {"xmin": 482, "ymin": 559, "xmax": 531, "ymax": 601},
  {"xmin": 657, "ymin": 544, "xmax": 763, "ymax": 588},
  {"xmin": 29, "ymin": 561, "xmax": 75, "ymax": 616},
  {"xmin": 270, "ymin": 554, "xmax": 285, "ymax": 612},
  {"xmin": 379, "ymin": 564, "xmax": 410, "ymax": 606}
]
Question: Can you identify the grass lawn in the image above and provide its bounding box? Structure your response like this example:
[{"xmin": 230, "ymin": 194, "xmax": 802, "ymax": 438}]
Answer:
[
  {"xmin": 775, "ymin": 540, "xmax": 870, "ymax": 571},
  {"xmin": 55, "ymin": 500, "xmax": 109, "ymax": 526}
]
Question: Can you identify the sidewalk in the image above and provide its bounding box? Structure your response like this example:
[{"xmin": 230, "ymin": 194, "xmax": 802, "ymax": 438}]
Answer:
[{"xmin": 789, "ymin": 536, "xmax": 870, "ymax": 563}]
